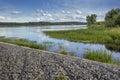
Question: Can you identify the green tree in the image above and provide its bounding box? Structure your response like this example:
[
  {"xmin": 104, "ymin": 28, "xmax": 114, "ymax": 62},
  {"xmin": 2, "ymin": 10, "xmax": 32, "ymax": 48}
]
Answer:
[
  {"xmin": 105, "ymin": 8, "xmax": 120, "ymax": 27},
  {"xmin": 86, "ymin": 14, "xmax": 97, "ymax": 26},
  {"xmin": 86, "ymin": 15, "xmax": 91, "ymax": 26},
  {"xmin": 114, "ymin": 14, "xmax": 120, "ymax": 26}
]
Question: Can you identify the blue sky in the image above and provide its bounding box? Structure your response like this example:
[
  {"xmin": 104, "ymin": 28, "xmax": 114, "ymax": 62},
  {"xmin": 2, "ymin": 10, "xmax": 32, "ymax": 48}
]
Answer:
[{"xmin": 0, "ymin": 0, "xmax": 120, "ymax": 22}]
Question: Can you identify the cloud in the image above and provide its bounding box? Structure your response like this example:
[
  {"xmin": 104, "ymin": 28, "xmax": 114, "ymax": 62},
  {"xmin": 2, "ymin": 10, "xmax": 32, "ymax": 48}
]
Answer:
[
  {"xmin": 36, "ymin": 9, "xmax": 53, "ymax": 17},
  {"xmin": 42, "ymin": 13, "xmax": 52, "ymax": 17},
  {"xmin": 72, "ymin": 14, "xmax": 86, "ymax": 22},
  {"xmin": 66, "ymin": 11, "xmax": 71, "ymax": 14},
  {"xmin": 62, "ymin": 10, "xmax": 71, "ymax": 14},
  {"xmin": 36, "ymin": 9, "xmax": 44, "ymax": 13},
  {"xmin": 63, "ymin": 3, "xmax": 81, "ymax": 9},
  {"xmin": 11, "ymin": 11, "xmax": 22, "ymax": 15},
  {"xmin": 62, "ymin": 10, "xmax": 65, "ymax": 13},
  {"xmin": 36, "ymin": 18, "xmax": 41, "ymax": 21},
  {"xmin": 59, "ymin": 18, "xmax": 66, "ymax": 21},
  {"xmin": 97, "ymin": 16, "xmax": 104, "ymax": 21},
  {"xmin": 0, "ymin": 16, "xmax": 5, "ymax": 20},
  {"xmin": 76, "ymin": 10, "xmax": 82, "ymax": 14},
  {"xmin": 97, "ymin": 12, "xmax": 106, "ymax": 18},
  {"xmin": 49, "ymin": 18, "xmax": 54, "ymax": 21}
]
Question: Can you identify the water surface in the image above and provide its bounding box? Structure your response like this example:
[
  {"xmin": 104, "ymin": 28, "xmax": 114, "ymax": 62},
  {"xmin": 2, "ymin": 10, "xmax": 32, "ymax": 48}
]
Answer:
[{"xmin": 0, "ymin": 25, "xmax": 120, "ymax": 60}]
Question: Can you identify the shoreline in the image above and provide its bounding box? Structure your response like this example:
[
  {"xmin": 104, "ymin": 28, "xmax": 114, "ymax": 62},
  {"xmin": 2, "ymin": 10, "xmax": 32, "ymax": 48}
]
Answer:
[{"xmin": 0, "ymin": 42, "xmax": 120, "ymax": 79}]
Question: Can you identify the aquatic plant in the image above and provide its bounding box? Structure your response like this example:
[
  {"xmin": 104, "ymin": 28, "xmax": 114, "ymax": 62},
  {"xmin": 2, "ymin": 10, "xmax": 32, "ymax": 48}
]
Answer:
[
  {"xmin": 84, "ymin": 50, "xmax": 112, "ymax": 63},
  {"xmin": 45, "ymin": 24, "xmax": 120, "ymax": 52},
  {"xmin": 84, "ymin": 50, "xmax": 120, "ymax": 65},
  {"xmin": 60, "ymin": 49, "xmax": 67, "ymax": 55},
  {"xmin": 69, "ymin": 52, "xmax": 76, "ymax": 57}
]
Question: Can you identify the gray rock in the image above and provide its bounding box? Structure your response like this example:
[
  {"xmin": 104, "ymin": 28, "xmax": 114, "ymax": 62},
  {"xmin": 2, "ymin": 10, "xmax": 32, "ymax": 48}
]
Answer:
[{"xmin": 0, "ymin": 42, "xmax": 120, "ymax": 80}]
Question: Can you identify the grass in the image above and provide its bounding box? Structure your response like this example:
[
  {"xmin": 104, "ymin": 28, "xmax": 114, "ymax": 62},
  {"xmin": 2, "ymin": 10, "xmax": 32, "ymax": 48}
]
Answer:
[
  {"xmin": 60, "ymin": 50, "xmax": 68, "ymax": 55},
  {"xmin": 0, "ymin": 37, "xmax": 46, "ymax": 50},
  {"xmin": 60, "ymin": 47, "xmax": 76, "ymax": 56},
  {"xmin": 58, "ymin": 75, "xmax": 68, "ymax": 80},
  {"xmin": 0, "ymin": 37, "xmax": 119, "ymax": 65},
  {"xmin": 84, "ymin": 50, "xmax": 120, "ymax": 65},
  {"xmin": 54, "ymin": 74, "xmax": 68, "ymax": 80},
  {"xmin": 84, "ymin": 50, "xmax": 112, "ymax": 63},
  {"xmin": 45, "ymin": 24, "xmax": 120, "ymax": 65},
  {"xmin": 45, "ymin": 24, "xmax": 120, "ymax": 52},
  {"xmin": 45, "ymin": 24, "xmax": 109, "ymax": 43}
]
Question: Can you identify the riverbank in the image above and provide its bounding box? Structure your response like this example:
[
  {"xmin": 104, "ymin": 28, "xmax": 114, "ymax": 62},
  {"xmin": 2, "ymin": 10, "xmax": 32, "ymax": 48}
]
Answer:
[
  {"xmin": 1, "ymin": 37, "xmax": 120, "ymax": 65},
  {"xmin": 45, "ymin": 24, "xmax": 120, "ymax": 52},
  {"xmin": 0, "ymin": 42, "xmax": 120, "ymax": 80},
  {"xmin": 0, "ymin": 37, "xmax": 46, "ymax": 50}
]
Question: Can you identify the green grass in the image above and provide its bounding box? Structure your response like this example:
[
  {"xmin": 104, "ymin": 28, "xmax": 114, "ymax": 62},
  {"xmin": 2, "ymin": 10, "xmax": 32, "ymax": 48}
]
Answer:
[
  {"xmin": 60, "ymin": 47, "xmax": 76, "ymax": 56},
  {"xmin": 45, "ymin": 24, "xmax": 120, "ymax": 52},
  {"xmin": 60, "ymin": 50, "xmax": 68, "ymax": 55},
  {"xmin": 0, "ymin": 37, "xmax": 46, "ymax": 50},
  {"xmin": 84, "ymin": 50, "xmax": 112, "ymax": 63},
  {"xmin": 45, "ymin": 24, "xmax": 109, "ymax": 43},
  {"xmin": 84, "ymin": 50, "xmax": 120, "ymax": 65},
  {"xmin": 54, "ymin": 75, "xmax": 68, "ymax": 80},
  {"xmin": 58, "ymin": 75, "xmax": 68, "ymax": 80}
]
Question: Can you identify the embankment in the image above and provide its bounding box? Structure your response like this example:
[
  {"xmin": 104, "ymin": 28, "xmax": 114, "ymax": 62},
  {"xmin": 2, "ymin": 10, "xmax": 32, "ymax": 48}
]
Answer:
[{"xmin": 0, "ymin": 42, "xmax": 120, "ymax": 80}]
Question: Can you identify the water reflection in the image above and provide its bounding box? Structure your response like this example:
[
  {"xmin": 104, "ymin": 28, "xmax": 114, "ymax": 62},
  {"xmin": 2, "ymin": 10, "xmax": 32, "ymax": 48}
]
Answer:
[{"xmin": 0, "ymin": 25, "xmax": 120, "ymax": 60}]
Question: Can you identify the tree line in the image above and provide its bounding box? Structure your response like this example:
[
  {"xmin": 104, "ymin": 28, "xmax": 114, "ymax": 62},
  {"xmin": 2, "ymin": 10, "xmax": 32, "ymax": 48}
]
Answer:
[
  {"xmin": 86, "ymin": 8, "xmax": 120, "ymax": 27},
  {"xmin": 0, "ymin": 22, "xmax": 87, "ymax": 27}
]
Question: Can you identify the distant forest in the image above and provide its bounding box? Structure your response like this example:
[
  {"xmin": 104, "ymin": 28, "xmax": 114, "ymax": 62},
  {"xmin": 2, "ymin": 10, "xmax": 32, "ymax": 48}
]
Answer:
[{"xmin": 0, "ymin": 22, "xmax": 87, "ymax": 26}]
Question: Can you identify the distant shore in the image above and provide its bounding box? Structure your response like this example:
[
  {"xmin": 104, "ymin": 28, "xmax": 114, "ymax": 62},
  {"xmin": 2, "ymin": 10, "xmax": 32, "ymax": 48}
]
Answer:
[{"xmin": 0, "ymin": 21, "xmax": 87, "ymax": 27}]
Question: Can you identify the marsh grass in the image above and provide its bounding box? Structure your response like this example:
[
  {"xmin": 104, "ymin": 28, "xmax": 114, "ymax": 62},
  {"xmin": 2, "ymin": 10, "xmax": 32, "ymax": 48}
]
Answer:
[
  {"xmin": 69, "ymin": 52, "xmax": 77, "ymax": 56},
  {"xmin": 45, "ymin": 24, "xmax": 120, "ymax": 52},
  {"xmin": 45, "ymin": 24, "xmax": 109, "ymax": 43},
  {"xmin": 42, "ymin": 41, "xmax": 54, "ymax": 49},
  {"xmin": 84, "ymin": 50, "xmax": 112, "ymax": 63},
  {"xmin": 84, "ymin": 50, "xmax": 120, "ymax": 65},
  {"xmin": 60, "ymin": 50, "xmax": 67, "ymax": 55},
  {"xmin": 60, "ymin": 48, "xmax": 76, "ymax": 56},
  {"xmin": 0, "ymin": 37, "xmax": 46, "ymax": 50}
]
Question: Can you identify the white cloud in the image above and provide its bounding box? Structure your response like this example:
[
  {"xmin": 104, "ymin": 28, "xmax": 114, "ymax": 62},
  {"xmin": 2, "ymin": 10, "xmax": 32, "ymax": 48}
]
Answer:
[
  {"xmin": 97, "ymin": 17, "xmax": 104, "ymax": 21},
  {"xmin": 76, "ymin": 10, "xmax": 82, "ymax": 14},
  {"xmin": 36, "ymin": 18, "xmax": 41, "ymax": 21},
  {"xmin": 72, "ymin": 14, "xmax": 86, "ymax": 19},
  {"xmin": 62, "ymin": 10, "xmax": 71, "ymax": 14},
  {"xmin": 36, "ymin": 9, "xmax": 44, "ymax": 13},
  {"xmin": 66, "ymin": 11, "xmax": 71, "ymax": 14},
  {"xmin": 59, "ymin": 18, "xmax": 66, "ymax": 21},
  {"xmin": 62, "ymin": 10, "xmax": 65, "ymax": 13},
  {"xmin": 63, "ymin": 3, "xmax": 81, "ymax": 9},
  {"xmin": 49, "ymin": 18, "xmax": 54, "ymax": 21},
  {"xmin": 42, "ymin": 13, "xmax": 52, "ymax": 17},
  {"xmin": 0, "ymin": 8, "xmax": 88, "ymax": 22},
  {"xmin": 11, "ymin": 11, "xmax": 22, "ymax": 15},
  {"xmin": 0, "ymin": 16, "xmax": 5, "ymax": 20}
]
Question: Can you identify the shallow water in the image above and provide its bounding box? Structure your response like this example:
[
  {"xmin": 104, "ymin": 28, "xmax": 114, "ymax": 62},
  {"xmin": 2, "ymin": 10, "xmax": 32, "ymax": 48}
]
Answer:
[{"xmin": 0, "ymin": 25, "xmax": 120, "ymax": 60}]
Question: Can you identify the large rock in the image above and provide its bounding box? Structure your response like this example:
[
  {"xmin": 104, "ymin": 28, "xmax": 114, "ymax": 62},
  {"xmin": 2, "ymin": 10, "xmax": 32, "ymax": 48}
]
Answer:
[{"xmin": 0, "ymin": 42, "xmax": 120, "ymax": 80}]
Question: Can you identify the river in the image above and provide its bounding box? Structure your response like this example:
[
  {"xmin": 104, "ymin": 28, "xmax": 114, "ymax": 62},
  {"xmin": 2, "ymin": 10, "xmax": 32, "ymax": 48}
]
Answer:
[{"xmin": 0, "ymin": 25, "xmax": 120, "ymax": 60}]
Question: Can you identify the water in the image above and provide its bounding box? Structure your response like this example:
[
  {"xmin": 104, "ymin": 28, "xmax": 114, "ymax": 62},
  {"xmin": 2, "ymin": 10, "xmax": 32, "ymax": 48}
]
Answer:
[{"xmin": 0, "ymin": 25, "xmax": 120, "ymax": 60}]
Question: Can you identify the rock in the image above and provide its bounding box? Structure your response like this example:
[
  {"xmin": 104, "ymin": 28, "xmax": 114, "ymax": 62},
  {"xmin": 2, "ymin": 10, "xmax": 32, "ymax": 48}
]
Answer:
[{"xmin": 0, "ymin": 42, "xmax": 120, "ymax": 80}]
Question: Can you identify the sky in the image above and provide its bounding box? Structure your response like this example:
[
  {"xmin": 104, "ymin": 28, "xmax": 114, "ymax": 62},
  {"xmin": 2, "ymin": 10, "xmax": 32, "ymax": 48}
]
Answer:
[{"xmin": 0, "ymin": 0, "xmax": 120, "ymax": 22}]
